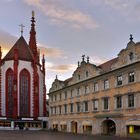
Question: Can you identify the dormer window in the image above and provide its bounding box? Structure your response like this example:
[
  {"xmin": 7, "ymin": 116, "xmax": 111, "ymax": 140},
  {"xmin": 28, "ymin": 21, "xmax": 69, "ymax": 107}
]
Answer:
[
  {"xmin": 129, "ymin": 52, "xmax": 134, "ymax": 61},
  {"xmin": 86, "ymin": 71, "xmax": 89, "ymax": 77},
  {"xmin": 78, "ymin": 75, "xmax": 80, "ymax": 80}
]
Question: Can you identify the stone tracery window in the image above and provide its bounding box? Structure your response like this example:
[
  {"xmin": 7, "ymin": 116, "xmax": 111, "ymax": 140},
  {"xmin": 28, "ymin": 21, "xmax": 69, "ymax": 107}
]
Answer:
[
  {"xmin": 20, "ymin": 69, "xmax": 30, "ymax": 117},
  {"xmin": 6, "ymin": 68, "xmax": 14, "ymax": 117}
]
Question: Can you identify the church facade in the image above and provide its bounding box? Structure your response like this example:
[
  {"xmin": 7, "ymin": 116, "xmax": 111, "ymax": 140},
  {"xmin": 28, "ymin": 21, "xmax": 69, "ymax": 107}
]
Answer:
[
  {"xmin": 0, "ymin": 12, "xmax": 46, "ymax": 130},
  {"xmin": 49, "ymin": 35, "xmax": 140, "ymax": 137}
]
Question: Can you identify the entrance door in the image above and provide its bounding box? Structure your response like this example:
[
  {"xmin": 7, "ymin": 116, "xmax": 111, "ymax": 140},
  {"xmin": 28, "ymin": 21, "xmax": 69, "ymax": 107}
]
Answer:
[
  {"xmin": 102, "ymin": 119, "xmax": 116, "ymax": 135},
  {"xmin": 71, "ymin": 121, "xmax": 77, "ymax": 133}
]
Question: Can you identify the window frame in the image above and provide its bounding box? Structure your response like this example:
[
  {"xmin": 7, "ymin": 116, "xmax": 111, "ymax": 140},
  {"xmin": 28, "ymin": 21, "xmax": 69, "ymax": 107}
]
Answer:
[
  {"xmin": 128, "ymin": 94, "xmax": 134, "ymax": 108},
  {"xmin": 94, "ymin": 82, "xmax": 98, "ymax": 92},
  {"xmin": 84, "ymin": 101, "xmax": 88, "ymax": 112},
  {"xmin": 103, "ymin": 97, "xmax": 109, "ymax": 110},
  {"xmin": 117, "ymin": 75, "xmax": 123, "ymax": 86},
  {"xmin": 76, "ymin": 102, "xmax": 81, "ymax": 113},
  {"xmin": 128, "ymin": 72, "xmax": 135, "ymax": 83},
  {"xmin": 93, "ymin": 99, "xmax": 98, "ymax": 111},
  {"xmin": 104, "ymin": 79, "xmax": 109, "ymax": 90},
  {"xmin": 116, "ymin": 96, "xmax": 122, "ymax": 109}
]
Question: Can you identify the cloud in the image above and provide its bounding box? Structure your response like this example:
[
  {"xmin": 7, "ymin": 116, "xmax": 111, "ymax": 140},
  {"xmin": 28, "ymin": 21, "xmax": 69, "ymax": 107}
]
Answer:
[
  {"xmin": 0, "ymin": 29, "xmax": 65, "ymax": 58},
  {"xmin": 24, "ymin": 0, "xmax": 98, "ymax": 29},
  {"xmin": 90, "ymin": 0, "xmax": 132, "ymax": 10},
  {"xmin": 2, "ymin": 0, "xmax": 14, "ymax": 2},
  {"xmin": 37, "ymin": 43, "xmax": 65, "ymax": 58},
  {"xmin": 103, "ymin": 0, "xmax": 129, "ymax": 10},
  {"xmin": 0, "ymin": 29, "xmax": 17, "ymax": 57},
  {"xmin": 47, "ymin": 64, "xmax": 77, "ymax": 73}
]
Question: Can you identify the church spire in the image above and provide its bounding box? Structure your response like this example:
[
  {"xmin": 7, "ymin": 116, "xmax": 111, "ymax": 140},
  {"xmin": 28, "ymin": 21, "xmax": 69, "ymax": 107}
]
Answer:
[{"xmin": 29, "ymin": 10, "xmax": 38, "ymax": 58}]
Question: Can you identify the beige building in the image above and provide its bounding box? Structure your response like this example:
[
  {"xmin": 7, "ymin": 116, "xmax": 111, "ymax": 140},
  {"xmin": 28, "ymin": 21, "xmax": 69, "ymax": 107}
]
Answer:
[{"xmin": 48, "ymin": 35, "xmax": 140, "ymax": 137}]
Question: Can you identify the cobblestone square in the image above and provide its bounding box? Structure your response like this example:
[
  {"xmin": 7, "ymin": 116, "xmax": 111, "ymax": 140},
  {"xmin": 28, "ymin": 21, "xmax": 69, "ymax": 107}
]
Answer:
[{"xmin": 0, "ymin": 131, "xmax": 137, "ymax": 140}]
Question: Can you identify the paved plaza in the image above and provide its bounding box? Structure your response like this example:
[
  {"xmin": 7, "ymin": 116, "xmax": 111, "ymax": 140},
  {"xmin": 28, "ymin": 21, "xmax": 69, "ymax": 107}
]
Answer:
[{"xmin": 0, "ymin": 131, "xmax": 137, "ymax": 140}]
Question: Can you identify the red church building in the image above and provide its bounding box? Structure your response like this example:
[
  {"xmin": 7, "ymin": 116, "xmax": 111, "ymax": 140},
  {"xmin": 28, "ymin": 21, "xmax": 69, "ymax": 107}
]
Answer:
[{"xmin": 0, "ymin": 11, "xmax": 47, "ymax": 130}]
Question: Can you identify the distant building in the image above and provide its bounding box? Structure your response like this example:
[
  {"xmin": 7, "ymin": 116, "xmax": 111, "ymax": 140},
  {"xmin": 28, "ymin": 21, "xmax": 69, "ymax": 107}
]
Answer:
[
  {"xmin": 0, "ymin": 11, "xmax": 47, "ymax": 130},
  {"xmin": 48, "ymin": 35, "xmax": 140, "ymax": 137}
]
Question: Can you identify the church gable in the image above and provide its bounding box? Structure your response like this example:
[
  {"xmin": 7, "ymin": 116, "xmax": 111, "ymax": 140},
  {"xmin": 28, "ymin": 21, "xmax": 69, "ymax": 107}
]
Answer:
[
  {"xmin": 0, "ymin": 11, "xmax": 47, "ymax": 122},
  {"xmin": 112, "ymin": 35, "xmax": 140, "ymax": 69},
  {"xmin": 3, "ymin": 36, "xmax": 34, "ymax": 61}
]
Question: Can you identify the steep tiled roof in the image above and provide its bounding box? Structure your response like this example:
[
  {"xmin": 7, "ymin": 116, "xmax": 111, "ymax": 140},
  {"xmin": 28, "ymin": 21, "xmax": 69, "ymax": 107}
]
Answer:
[
  {"xmin": 64, "ymin": 77, "xmax": 72, "ymax": 86},
  {"xmin": 98, "ymin": 58, "xmax": 117, "ymax": 72},
  {"xmin": 3, "ymin": 36, "xmax": 34, "ymax": 61}
]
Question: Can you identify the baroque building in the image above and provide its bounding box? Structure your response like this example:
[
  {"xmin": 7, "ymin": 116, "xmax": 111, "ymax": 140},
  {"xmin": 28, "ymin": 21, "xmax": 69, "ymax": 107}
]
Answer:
[
  {"xmin": 49, "ymin": 35, "xmax": 140, "ymax": 137},
  {"xmin": 0, "ymin": 11, "xmax": 46, "ymax": 130}
]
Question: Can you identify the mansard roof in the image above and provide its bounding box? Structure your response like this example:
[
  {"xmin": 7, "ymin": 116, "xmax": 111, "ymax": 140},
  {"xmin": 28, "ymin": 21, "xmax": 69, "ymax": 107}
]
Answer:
[{"xmin": 3, "ymin": 36, "xmax": 34, "ymax": 61}]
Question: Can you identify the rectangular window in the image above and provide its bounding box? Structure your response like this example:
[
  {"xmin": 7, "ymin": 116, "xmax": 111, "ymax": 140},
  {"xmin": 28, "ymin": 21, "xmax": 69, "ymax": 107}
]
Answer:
[
  {"xmin": 117, "ymin": 75, "xmax": 122, "ymax": 86},
  {"xmin": 54, "ymin": 95, "xmax": 57, "ymax": 101},
  {"xmin": 64, "ymin": 104, "xmax": 67, "ymax": 114},
  {"xmin": 60, "ymin": 93, "xmax": 62, "ymax": 101},
  {"xmin": 70, "ymin": 90, "xmax": 73, "ymax": 98},
  {"xmin": 116, "ymin": 96, "xmax": 122, "ymax": 109},
  {"xmin": 104, "ymin": 80, "xmax": 109, "ymax": 90},
  {"xmin": 103, "ymin": 98, "xmax": 109, "ymax": 110},
  {"xmin": 84, "ymin": 85, "xmax": 89, "ymax": 94},
  {"xmin": 84, "ymin": 101, "xmax": 88, "ymax": 112},
  {"xmin": 77, "ymin": 87, "xmax": 80, "ymax": 96},
  {"xmin": 93, "ymin": 100, "xmax": 98, "ymax": 111},
  {"xmin": 59, "ymin": 106, "xmax": 61, "ymax": 114},
  {"xmin": 51, "ymin": 107, "xmax": 53, "ymax": 115},
  {"xmin": 86, "ymin": 71, "xmax": 89, "ymax": 77},
  {"xmin": 128, "ymin": 72, "xmax": 134, "ymax": 83},
  {"xmin": 128, "ymin": 94, "xmax": 134, "ymax": 108},
  {"xmin": 64, "ymin": 91, "xmax": 67, "ymax": 99},
  {"xmin": 76, "ymin": 102, "xmax": 80, "ymax": 112},
  {"xmin": 78, "ymin": 75, "xmax": 80, "ymax": 80},
  {"xmin": 54, "ymin": 107, "xmax": 57, "ymax": 114},
  {"xmin": 70, "ymin": 103, "xmax": 74, "ymax": 113},
  {"xmin": 52, "ymin": 107, "xmax": 54, "ymax": 115},
  {"xmin": 50, "ymin": 96, "xmax": 53, "ymax": 102},
  {"xmin": 94, "ymin": 82, "xmax": 98, "ymax": 92}
]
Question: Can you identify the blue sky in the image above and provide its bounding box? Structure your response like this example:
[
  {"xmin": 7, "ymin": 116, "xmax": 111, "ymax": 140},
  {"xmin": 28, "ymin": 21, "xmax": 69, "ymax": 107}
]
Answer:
[{"xmin": 1, "ymin": 0, "xmax": 140, "ymax": 91}]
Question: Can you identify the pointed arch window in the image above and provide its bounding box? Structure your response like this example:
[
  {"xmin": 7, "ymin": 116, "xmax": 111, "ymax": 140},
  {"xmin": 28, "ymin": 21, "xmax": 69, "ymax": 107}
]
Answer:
[
  {"xmin": 6, "ymin": 68, "xmax": 14, "ymax": 117},
  {"xmin": 20, "ymin": 69, "xmax": 30, "ymax": 117}
]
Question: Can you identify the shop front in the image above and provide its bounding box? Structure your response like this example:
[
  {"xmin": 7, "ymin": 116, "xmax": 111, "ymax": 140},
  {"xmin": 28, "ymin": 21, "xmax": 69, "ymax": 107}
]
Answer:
[
  {"xmin": 0, "ymin": 117, "xmax": 44, "ymax": 130},
  {"xmin": 15, "ymin": 121, "xmax": 42, "ymax": 130},
  {"xmin": 52, "ymin": 121, "xmax": 58, "ymax": 131},
  {"xmin": 82, "ymin": 121, "xmax": 92, "ymax": 134},
  {"xmin": 60, "ymin": 121, "xmax": 67, "ymax": 132},
  {"xmin": 126, "ymin": 120, "xmax": 140, "ymax": 137}
]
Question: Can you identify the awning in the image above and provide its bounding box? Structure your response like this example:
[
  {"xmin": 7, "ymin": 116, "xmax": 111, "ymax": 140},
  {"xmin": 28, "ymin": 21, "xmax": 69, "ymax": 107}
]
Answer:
[
  {"xmin": 82, "ymin": 121, "xmax": 92, "ymax": 126},
  {"xmin": 60, "ymin": 121, "xmax": 67, "ymax": 125},
  {"xmin": 126, "ymin": 121, "xmax": 140, "ymax": 126},
  {"xmin": 52, "ymin": 121, "xmax": 58, "ymax": 125}
]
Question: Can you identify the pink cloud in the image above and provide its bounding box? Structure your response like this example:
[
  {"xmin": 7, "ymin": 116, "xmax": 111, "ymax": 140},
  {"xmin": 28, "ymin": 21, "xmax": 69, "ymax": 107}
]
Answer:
[{"xmin": 24, "ymin": 0, "xmax": 99, "ymax": 29}]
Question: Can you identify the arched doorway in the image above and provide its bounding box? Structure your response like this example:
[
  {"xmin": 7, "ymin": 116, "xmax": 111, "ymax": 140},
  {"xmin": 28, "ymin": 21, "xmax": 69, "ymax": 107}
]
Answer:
[
  {"xmin": 102, "ymin": 119, "xmax": 116, "ymax": 135},
  {"xmin": 71, "ymin": 121, "xmax": 77, "ymax": 133}
]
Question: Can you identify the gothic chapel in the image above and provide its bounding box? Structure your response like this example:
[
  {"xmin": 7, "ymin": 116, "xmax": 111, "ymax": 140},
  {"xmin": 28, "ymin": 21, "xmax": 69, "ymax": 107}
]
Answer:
[{"xmin": 0, "ymin": 11, "xmax": 46, "ymax": 129}]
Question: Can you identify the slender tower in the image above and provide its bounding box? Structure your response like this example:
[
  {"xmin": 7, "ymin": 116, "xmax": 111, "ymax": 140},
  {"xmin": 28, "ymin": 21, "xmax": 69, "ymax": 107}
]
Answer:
[{"xmin": 29, "ymin": 11, "xmax": 39, "ymax": 118}]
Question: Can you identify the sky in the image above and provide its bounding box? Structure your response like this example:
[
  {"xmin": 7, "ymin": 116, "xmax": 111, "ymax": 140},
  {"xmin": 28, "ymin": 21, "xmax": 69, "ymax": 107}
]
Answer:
[{"xmin": 1, "ymin": 0, "xmax": 140, "ymax": 92}]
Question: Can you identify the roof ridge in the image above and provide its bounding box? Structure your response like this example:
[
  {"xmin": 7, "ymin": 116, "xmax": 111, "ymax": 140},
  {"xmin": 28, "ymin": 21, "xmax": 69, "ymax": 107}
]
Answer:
[{"xmin": 3, "ymin": 36, "xmax": 34, "ymax": 61}]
